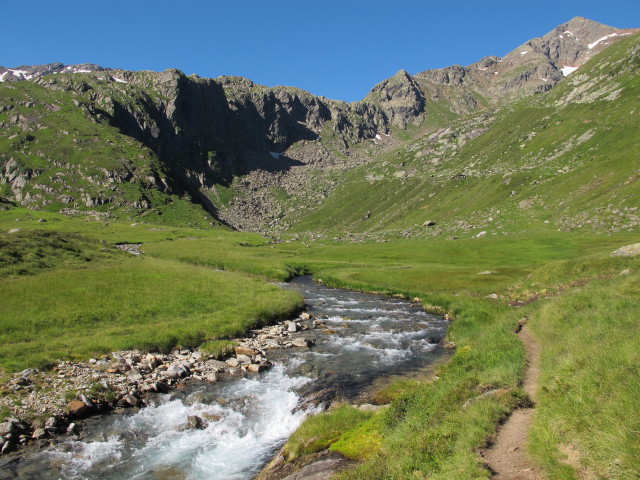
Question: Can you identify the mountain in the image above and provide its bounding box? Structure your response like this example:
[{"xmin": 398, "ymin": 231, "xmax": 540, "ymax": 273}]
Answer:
[
  {"xmin": 0, "ymin": 17, "xmax": 637, "ymax": 235},
  {"xmin": 364, "ymin": 17, "xmax": 638, "ymax": 127},
  {"xmin": 0, "ymin": 63, "xmax": 108, "ymax": 82},
  {"xmin": 287, "ymin": 28, "xmax": 640, "ymax": 239}
]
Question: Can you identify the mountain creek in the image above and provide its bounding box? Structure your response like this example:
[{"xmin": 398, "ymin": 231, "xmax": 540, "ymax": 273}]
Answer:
[{"xmin": 1, "ymin": 277, "xmax": 450, "ymax": 479}]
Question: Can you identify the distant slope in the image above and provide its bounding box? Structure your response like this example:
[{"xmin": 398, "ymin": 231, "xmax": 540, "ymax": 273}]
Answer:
[
  {"xmin": 286, "ymin": 31, "xmax": 640, "ymax": 239},
  {"xmin": 363, "ymin": 17, "xmax": 638, "ymax": 128},
  {"xmin": 0, "ymin": 63, "xmax": 108, "ymax": 82}
]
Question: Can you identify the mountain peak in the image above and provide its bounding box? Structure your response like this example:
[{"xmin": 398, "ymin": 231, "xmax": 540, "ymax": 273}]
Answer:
[
  {"xmin": 393, "ymin": 69, "xmax": 411, "ymax": 78},
  {"xmin": 530, "ymin": 17, "xmax": 639, "ymax": 71}
]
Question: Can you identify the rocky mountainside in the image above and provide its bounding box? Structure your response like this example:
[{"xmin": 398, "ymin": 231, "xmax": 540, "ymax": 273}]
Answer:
[
  {"xmin": 285, "ymin": 29, "xmax": 640, "ymax": 240},
  {"xmin": 364, "ymin": 17, "xmax": 638, "ymax": 127},
  {"xmin": 0, "ymin": 18, "xmax": 637, "ymax": 233},
  {"xmin": 0, "ymin": 63, "xmax": 108, "ymax": 82}
]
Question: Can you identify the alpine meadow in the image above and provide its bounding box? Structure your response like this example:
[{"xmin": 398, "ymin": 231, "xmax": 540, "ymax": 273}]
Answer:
[{"xmin": 0, "ymin": 15, "xmax": 639, "ymax": 480}]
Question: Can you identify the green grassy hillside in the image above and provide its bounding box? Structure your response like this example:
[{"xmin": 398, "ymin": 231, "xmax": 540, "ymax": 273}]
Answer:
[
  {"xmin": 0, "ymin": 77, "xmax": 215, "ymax": 226},
  {"xmin": 286, "ymin": 33, "xmax": 640, "ymax": 239}
]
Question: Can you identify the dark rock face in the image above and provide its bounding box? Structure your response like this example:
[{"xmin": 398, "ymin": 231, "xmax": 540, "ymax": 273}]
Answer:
[
  {"xmin": 90, "ymin": 71, "xmax": 389, "ymax": 218},
  {"xmin": 365, "ymin": 70, "xmax": 425, "ymax": 127}
]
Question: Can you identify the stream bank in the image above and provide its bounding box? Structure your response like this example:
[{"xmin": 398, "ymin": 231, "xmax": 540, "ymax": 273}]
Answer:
[{"xmin": 2, "ymin": 276, "xmax": 449, "ymax": 479}]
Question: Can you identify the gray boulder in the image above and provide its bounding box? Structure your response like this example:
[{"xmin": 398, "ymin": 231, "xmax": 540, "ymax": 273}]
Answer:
[{"xmin": 611, "ymin": 243, "xmax": 640, "ymax": 257}]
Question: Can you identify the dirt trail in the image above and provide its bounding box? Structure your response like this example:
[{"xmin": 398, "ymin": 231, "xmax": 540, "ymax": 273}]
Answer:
[{"xmin": 481, "ymin": 324, "xmax": 543, "ymax": 479}]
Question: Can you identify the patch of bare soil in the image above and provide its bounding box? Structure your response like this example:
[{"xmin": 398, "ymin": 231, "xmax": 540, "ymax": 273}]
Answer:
[{"xmin": 480, "ymin": 323, "xmax": 544, "ymax": 479}]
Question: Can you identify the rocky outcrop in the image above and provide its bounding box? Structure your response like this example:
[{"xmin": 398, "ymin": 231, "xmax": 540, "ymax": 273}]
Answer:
[
  {"xmin": 364, "ymin": 70, "xmax": 425, "ymax": 127},
  {"xmin": 611, "ymin": 243, "xmax": 640, "ymax": 257}
]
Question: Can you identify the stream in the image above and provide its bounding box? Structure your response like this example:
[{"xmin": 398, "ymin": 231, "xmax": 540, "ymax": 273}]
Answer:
[{"xmin": 4, "ymin": 276, "xmax": 449, "ymax": 479}]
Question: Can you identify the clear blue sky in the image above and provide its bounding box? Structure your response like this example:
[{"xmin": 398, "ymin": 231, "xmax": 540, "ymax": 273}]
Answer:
[{"xmin": 3, "ymin": 0, "xmax": 639, "ymax": 102}]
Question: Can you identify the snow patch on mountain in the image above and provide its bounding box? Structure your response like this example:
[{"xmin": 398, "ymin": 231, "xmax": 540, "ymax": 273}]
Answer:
[
  {"xmin": 588, "ymin": 33, "xmax": 619, "ymax": 49},
  {"xmin": 561, "ymin": 66, "xmax": 578, "ymax": 76}
]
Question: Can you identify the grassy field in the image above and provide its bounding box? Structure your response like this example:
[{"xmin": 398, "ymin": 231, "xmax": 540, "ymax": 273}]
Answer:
[
  {"xmin": 1, "ymin": 208, "xmax": 638, "ymax": 478},
  {"xmin": 0, "ymin": 257, "xmax": 302, "ymax": 371},
  {"xmin": 0, "ymin": 212, "xmax": 304, "ymax": 371},
  {"xmin": 529, "ymin": 269, "xmax": 640, "ymax": 479}
]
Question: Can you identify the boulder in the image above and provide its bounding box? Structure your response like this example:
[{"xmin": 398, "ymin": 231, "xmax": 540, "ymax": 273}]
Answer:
[
  {"xmin": 117, "ymin": 394, "xmax": 140, "ymax": 407},
  {"xmin": 18, "ymin": 369, "xmax": 35, "ymax": 378},
  {"xmin": 80, "ymin": 395, "xmax": 95, "ymax": 409},
  {"xmin": 285, "ymin": 321, "xmax": 298, "ymax": 332},
  {"xmin": 154, "ymin": 381, "xmax": 171, "ymax": 393},
  {"xmin": 0, "ymin": 422, "xmax": 16, "ymax": 436},
  {"xmin": 247, "ymin": 364, "xmax": 270, "ymax": 373},
  {"xmin": 44, "ymin": 416, "xmax": 58, "ymax": 430},
  {"xmin": 187, "ymin": 415, "xmax": 208, "ymax": 430},
  {"xmin": 300, "ymin": 312, "xmax": 312, "ymax": 320},
  {"xmin": 235, "ymin": 354, "xmax": 252, "ymax": 364},
  {"xmin": 67, "ymin": 400, "xmax": 89, "ymax": 418},
  {"xmin": 32, "ymin": 428, "xmax": 47, "ymax": 440},
  {"xmin": 611, "ymin": 243, "xmax": 640, "ymax": 257},
  {"xmin": 291, "ymin": 337, "xmax": 315, "ymax": 348},
  {"xmin": 128, "ymin": 369, "xmax": 143, "ymax": 381},
  {"xmin": 144, "ymin": 354, "xmax": 162, "ymax": 369},
  {"xmin": 165, "ymin": 363, "xmax": 189, "ymax": 379},
  {"xmin": 234, "ymin": 346, "xmax": 257, "ymax": 357}
]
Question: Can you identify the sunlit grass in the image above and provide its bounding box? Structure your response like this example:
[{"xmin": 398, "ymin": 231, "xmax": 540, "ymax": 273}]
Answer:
[
  {"xmin": 0, "ymin": 257, "xmax": 302, "ymax": 371},
  {"xmin": 529, "ymin": 271, "xmax": 640, "ymax": 479}
]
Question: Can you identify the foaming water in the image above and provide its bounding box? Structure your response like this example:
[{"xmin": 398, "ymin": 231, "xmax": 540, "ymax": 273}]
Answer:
[
  {"xmin": 37, "ymin": 366, "xmax": 315, "ymax": 480},
  {"xmin": 7, "ymin": 276, "xmax": 448, "ymax": 479}
]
